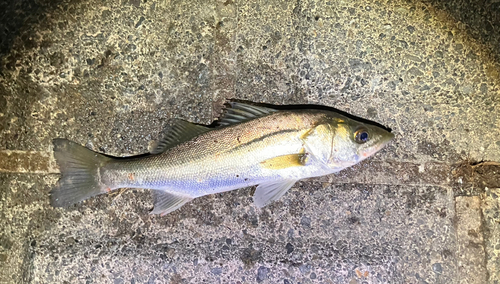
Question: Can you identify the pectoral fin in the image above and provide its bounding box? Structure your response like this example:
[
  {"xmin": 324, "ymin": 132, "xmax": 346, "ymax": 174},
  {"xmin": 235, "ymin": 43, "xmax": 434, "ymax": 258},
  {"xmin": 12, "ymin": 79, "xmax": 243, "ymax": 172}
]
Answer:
[
  {"xmin": 150, "ymin": 190, "xmax": 193, "ymax": 216},
  {"xmin": 253, "ymin": 179, "xmax": 298, "ymax": 208},
  {"xmin": 260, "ymin": 153, "xmax": 308, "ymax": 170}
]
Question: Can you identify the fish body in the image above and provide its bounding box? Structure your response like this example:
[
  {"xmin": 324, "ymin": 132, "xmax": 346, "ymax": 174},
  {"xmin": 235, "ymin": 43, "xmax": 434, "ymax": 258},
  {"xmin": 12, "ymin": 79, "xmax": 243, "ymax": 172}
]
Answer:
[{"xmin": 51, "ymin": 102, "xmax": 394, "ymax": 215}]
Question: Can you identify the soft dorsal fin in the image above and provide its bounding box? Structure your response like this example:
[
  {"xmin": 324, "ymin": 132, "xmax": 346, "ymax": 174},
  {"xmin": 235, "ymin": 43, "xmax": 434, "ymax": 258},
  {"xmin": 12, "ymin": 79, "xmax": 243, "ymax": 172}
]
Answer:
[
  {"xmin": 217, "ymin": 102, "xmax": 277, "ymax": 127},
  {"xmin": 253, "ymin": 179, "xmax": 298, "ymax": 208},
  {"xmin": 150, "ymin": 190, "xmax": 193, "ymax": 216},
  {"xmin": 151, "ymin": 119, "xmax": 211, "ymax": 154}
]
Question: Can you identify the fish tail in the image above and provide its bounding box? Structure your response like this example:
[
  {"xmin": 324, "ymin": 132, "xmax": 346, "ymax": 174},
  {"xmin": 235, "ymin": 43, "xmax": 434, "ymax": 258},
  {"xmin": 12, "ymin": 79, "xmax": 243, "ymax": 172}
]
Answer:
[{"xmin": 50, "ymin": 138, "xmax": 112, "ymax": 207}]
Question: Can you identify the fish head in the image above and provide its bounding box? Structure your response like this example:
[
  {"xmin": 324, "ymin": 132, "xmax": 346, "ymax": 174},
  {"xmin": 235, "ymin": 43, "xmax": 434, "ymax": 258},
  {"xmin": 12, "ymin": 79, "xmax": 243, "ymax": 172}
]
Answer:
[
  {"xmin": 346, "ymin": 122, "xmax": 395, "ymax": 163},
  {"xmin": 304, "ymin": 116, "xmax": 394, "ymax": 171}
]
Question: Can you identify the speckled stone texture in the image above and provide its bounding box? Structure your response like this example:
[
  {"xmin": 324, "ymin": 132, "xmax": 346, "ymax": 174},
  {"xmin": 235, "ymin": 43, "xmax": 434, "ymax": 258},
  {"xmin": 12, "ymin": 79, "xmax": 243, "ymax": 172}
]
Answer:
[{"xmin": 0, "ymin": 0, "xmax": 499, "ymax": 283}]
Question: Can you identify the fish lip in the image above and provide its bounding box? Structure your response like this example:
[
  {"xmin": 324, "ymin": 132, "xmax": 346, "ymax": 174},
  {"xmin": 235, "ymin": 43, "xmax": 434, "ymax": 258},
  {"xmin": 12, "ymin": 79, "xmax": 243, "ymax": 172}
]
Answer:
[
  {"xmin": 360, "ymin": 132, "xmax": 395, "ymax": 160},
  {"xmin": 376, "ymin": 132, "xmax": 395, "ymax": 150},
  {"xmin": 383, "ymin": 132, "xmax": 395, "ymax": 145}
]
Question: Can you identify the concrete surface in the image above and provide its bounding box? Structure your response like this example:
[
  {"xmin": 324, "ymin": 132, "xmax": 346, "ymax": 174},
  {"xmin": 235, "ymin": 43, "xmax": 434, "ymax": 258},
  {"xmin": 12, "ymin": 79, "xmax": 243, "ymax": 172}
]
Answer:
[{"xmin": 1, "ymin": 0, "xmax": 499, "ymax": 283}]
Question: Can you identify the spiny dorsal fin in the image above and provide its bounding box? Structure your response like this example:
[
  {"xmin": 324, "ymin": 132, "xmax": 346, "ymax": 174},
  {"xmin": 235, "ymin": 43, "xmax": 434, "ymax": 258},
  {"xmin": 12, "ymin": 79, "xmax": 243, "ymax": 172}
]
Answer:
[
  {"xmin": 151, "ymin": 119, "xmax": 211, "ymax": 154},
  {"xmin": 150, "ymin": 190, "xmax": 193, "ymax": 216},
  {"xmin": 253, "ymin": 179, "xmax": 298, "ymax": 208},
  {"xmin": 217, "ymin": 102, "xmax": 277, "ymax": 127}
]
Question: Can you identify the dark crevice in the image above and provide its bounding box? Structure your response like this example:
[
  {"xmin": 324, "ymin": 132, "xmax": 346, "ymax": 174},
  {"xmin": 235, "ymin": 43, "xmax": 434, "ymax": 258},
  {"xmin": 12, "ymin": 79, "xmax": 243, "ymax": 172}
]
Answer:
[
  {"xmin": 452, "ymin": 161, "xmax": 500, "ymax": 196},
  {"xmin": 478, "ymin": 204, "xmax": 491, "ymax": 283},
  {"xmin": 20, "ymin": 237, "xmax": 36, "ymax": 283}
]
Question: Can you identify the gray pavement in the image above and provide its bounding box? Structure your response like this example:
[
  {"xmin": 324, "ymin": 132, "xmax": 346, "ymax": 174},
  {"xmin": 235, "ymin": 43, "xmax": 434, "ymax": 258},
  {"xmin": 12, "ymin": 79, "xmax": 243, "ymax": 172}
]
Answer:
[{"xmin": 0, "ymin": 0, "xmax": 499, "ymax": 283}]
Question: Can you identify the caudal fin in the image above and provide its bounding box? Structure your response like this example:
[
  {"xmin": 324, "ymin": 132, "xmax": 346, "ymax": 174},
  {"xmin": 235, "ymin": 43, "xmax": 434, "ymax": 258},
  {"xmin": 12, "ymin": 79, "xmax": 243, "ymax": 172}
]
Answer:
[{"xmin": 50, "ymin": 139, "xmax": 111, "ymax": 207}]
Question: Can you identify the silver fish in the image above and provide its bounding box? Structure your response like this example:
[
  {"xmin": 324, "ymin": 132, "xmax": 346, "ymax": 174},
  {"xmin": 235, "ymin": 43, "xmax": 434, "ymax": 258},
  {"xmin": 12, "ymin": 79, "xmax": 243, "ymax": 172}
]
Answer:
[{"xmin": 51, "ymin": 102, "xmax": 394, "ymax": 215}]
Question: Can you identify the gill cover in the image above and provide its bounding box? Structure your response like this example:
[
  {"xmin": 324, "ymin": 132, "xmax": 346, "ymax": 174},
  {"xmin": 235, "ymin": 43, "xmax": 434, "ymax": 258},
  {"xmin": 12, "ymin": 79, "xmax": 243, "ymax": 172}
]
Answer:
[{"xmin": 302, "ymin": 123, "xmax": 335, "ymax": 166}]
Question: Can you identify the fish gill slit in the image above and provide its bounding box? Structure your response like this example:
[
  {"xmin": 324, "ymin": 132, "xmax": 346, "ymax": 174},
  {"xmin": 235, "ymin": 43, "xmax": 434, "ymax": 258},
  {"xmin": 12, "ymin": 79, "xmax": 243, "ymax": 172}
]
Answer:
[{"xmin": 330, "ymin": 129, "xmax": 335, "ymax": 163}]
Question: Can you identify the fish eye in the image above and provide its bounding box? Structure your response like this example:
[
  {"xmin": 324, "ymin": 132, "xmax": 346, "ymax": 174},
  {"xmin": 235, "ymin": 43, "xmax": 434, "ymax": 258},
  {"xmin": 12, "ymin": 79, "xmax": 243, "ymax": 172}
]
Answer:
[{"xmin": 354, "ymin": 129, "xmax": 369, "ymax": 144}]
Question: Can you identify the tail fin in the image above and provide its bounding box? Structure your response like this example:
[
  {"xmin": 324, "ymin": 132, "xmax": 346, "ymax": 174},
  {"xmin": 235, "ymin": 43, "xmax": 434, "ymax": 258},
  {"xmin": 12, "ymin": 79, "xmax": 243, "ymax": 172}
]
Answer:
[{"xmin": 50, "ymin": 139, "xmax": 111, "ymax": 207}]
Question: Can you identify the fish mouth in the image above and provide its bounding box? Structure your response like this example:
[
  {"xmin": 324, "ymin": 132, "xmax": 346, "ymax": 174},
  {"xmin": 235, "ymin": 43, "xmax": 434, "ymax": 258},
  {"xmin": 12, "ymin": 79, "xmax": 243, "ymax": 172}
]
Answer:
[
  {"xmin": 359, "ymin": 132, "xmax": 395, "ymax": 160},
  {"xmin": 381, "ymin": 132, "xmax": 395, "ymax": 146},
  {"xmin": 375, "ymin": 132, "xmax": 395, "ymax": 151}
]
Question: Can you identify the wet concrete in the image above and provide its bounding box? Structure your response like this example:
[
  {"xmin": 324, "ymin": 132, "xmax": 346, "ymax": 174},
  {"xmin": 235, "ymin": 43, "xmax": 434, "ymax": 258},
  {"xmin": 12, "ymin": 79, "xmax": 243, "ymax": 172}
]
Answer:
[{"xmin": 0, "ymin": 0, "xmax": 499, "ymax": 283}]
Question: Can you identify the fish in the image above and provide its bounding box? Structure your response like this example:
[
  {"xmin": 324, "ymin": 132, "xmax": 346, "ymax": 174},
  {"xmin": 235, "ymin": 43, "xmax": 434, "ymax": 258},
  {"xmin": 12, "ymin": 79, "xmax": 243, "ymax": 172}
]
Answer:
[{"xmin": 50, "ymin": 102, "xmax": 394, "ymax": 215}]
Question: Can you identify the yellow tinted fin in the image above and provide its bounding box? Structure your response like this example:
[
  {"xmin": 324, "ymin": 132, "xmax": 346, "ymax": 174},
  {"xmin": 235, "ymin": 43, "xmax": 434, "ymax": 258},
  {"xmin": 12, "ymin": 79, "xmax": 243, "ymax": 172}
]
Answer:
[{"xmin": 260, "ymin": 153, "xmax": 308, "ymax": 170}]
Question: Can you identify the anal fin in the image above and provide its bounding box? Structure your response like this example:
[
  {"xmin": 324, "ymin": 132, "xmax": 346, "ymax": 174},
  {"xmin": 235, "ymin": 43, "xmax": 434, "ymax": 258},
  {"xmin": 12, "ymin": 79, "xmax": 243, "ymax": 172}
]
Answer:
[
  {"xmin": 253, "ymin": 179, "xmax": 298, "ymax": 208},
  {"xmin": 150, "ymin": 190, "xmax": 193, "ymax": 216}
]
